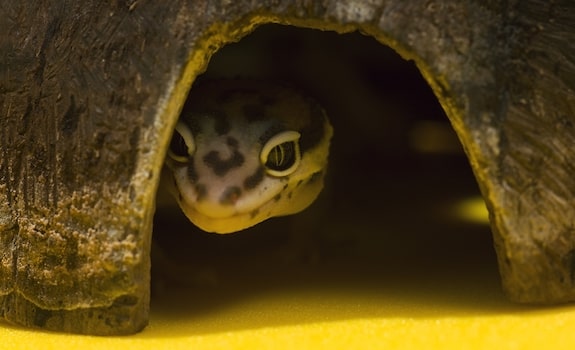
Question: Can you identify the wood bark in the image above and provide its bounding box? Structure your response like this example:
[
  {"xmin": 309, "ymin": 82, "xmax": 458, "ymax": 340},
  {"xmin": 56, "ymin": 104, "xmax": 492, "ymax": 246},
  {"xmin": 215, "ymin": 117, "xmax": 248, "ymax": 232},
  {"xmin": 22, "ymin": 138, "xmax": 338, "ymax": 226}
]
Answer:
[{"xmin": 0, "ymin": 0, "xmax": 573, "ymax": 334}]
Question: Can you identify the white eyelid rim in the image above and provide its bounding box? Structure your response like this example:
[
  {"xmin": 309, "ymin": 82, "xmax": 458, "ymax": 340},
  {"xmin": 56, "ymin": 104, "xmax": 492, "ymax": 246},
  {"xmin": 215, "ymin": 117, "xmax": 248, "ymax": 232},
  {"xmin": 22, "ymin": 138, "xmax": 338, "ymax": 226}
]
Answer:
[
  {"xmin": 260, "ymin": 130, "xmax": 301, "ymax": 177},
  {"xmin": 168, "ymin": 121, "xmax": 196, "ymax": 162}
]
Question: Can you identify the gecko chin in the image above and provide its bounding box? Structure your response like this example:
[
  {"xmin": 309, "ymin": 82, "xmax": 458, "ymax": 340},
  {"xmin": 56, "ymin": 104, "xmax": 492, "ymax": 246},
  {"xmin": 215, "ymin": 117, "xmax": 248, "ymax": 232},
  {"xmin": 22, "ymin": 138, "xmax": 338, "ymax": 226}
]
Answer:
[{"xmin": 177, "ymin": 179, "xmax": 325, "ymax": 234}]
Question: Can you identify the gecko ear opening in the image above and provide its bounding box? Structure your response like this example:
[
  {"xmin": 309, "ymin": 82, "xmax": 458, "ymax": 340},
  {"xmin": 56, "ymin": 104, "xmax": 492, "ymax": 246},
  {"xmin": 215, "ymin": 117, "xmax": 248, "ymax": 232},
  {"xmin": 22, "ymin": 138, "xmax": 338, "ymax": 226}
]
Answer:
[
  {"xmin": 168, "ymin": 121, "xmax": 196, "ymax": 163},
  {"xmin": 261, "ymin": 130, "xmax": 301, "ymax": 177}
]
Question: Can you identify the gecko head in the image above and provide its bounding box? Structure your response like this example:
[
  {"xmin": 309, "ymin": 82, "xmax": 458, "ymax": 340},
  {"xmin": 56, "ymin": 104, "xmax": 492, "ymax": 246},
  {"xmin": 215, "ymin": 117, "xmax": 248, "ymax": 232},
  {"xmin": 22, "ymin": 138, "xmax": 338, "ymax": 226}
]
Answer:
[{"xmin": 164, "ymin": 80, "xmax": 333, "ymax": 233}]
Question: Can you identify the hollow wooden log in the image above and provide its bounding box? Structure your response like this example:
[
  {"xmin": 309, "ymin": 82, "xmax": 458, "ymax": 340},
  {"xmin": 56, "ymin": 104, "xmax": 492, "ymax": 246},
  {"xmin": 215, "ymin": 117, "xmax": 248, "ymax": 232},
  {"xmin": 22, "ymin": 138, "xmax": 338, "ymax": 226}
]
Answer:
[{"xmin": 0, "ymin": 0, "xmax": 573, "ymax": 335}]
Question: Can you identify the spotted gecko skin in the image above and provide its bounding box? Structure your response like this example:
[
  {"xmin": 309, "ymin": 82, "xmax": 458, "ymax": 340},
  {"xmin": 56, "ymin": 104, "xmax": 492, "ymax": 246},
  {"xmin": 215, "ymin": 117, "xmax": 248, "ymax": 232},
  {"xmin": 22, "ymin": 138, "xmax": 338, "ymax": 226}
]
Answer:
[{"xmin": 163, "ymin": 80, "xmax": 333, "ymax": 233}]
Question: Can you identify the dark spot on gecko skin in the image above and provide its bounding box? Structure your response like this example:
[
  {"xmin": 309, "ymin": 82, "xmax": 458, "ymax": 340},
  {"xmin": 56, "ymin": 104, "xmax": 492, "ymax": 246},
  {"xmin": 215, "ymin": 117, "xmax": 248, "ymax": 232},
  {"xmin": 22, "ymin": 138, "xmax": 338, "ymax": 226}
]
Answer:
[
  {"xmin": 220, "ymin": 186, "xmax": 242, "ymax": 205},
  {"xmin": 186, "ymin": 120, "xmax": 198, "ymax": 136},
  {"xmin": 195, "ymin": 184, "xmax": 207, "ymax": 201},
  {"xmin": 273, "ymin": 194, "xmax": 282, "ymax": 202},
  {"xmin": 283, "ymin": 184, "xmax": 289, "ymax": 190},
  {"xmin": 279, "ymin": 176, "xmax": 290, "ymax": 183},
  {"xmin": 183, "ymin": 109, "xmax": 228, "ymax": 136},
  {"xmin": 288, "ymin": 191, "xmax": 293, "ymax": 199},
  {"xmin": 226, "ymin": 136, "xmax": 239, "ymax": 148},
  {"xmin": 203, "ymin": 150, "xmax": 245, "ymax": 177},
  {"xmin": 250, "ymin": 209, "xmax": 260, "ymax": 219},
  {"xmin": 307, "ymin": 171, "xmax": 323, "ymax": 184},
  {"xmin": 244, "ymin": 167, "xmax": 265, "ymax": 190},
  {"xmin": 187, "ymin": 159, "xmax": 198, "ymax": 182},
  {"xmin": 212, "ymin": 110, "xmax": 231, "ymax": 135}
]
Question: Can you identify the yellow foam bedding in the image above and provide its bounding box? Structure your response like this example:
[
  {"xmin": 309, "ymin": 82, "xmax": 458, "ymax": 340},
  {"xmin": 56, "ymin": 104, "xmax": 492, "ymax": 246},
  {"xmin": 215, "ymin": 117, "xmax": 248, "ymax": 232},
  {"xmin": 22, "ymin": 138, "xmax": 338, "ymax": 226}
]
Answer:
[
  {"xmin": 2, "ymin": 193, "xmax": 574, "ymax": 349},
  {"xmin": 2, "ymin": 254, "xmax": 575, "ymax": 350}
]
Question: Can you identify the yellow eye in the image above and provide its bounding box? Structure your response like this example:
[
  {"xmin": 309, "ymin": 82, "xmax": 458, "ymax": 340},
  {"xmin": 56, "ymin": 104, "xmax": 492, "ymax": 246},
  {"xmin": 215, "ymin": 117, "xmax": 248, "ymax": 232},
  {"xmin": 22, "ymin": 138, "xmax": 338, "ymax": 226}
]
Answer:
[
  {"xmin": 261, "ymin": 130, "xmax": 301, "ymax": 176},
  {"xmin": 168, "ymin": 121, "xmax": 195, "ymax": 163}
]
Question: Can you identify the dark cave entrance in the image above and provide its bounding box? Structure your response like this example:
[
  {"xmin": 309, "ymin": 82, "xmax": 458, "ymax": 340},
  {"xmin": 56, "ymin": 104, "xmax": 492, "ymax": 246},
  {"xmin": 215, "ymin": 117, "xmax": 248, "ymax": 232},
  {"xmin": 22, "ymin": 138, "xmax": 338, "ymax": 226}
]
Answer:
[{"xmin": 152, "ymin": 24, "xmax": 498, "ymax": 317}]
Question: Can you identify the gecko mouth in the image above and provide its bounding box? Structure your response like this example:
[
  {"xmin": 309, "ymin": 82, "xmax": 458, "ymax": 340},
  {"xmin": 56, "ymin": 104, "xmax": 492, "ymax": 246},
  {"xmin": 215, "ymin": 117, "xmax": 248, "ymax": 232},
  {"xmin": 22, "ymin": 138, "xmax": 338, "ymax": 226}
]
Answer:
[
  {"xmin": 176, "ymin": 188, "xmax": 284, "ymax": 233},
  {"xmin": 177, "ymin": 176, "xmax": 324, "ymax": 234},
  {"xmin": 177, "ymin": 198, "xmax": 274, "ymax": 234}
]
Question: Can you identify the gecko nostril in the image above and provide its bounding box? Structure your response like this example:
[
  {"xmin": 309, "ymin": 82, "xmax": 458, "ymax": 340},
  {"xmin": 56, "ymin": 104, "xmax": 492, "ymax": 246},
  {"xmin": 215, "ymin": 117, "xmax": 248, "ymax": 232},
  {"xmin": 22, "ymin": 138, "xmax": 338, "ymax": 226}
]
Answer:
[{"xmin": 219, "ymin": 186, "xmax": 242, "ymax": 205}]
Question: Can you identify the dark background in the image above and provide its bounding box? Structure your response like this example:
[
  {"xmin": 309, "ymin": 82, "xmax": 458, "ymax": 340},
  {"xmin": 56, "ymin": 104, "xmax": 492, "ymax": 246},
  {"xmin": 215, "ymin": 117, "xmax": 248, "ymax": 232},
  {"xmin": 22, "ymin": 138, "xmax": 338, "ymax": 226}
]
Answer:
[{"xmin": 153, "ymin": 24, "xmax": 497, "ymax": 301}]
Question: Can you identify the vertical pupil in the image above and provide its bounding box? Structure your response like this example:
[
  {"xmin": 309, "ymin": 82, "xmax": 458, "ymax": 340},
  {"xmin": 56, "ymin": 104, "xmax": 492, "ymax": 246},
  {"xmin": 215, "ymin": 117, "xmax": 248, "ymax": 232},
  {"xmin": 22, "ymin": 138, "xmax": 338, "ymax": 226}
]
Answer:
[
  {"xmin": 266, "ymin": 142, "xmax": 296, "ymax": 171},
  {"xmin": 269, "ymin": 145, "xmax": 285, "ymax": 167}
]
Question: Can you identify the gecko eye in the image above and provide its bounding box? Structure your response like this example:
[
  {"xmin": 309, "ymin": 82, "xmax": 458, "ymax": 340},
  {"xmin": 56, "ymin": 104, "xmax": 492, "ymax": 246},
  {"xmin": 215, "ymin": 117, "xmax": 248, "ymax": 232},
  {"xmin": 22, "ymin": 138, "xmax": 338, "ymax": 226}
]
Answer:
[
  {"xmin": 168, "ymin": 121, "xmax": 195, "ymax": 163},
  {"xmin": 261, "ymin": 130, "xmax": 301, "ymax": 176}
]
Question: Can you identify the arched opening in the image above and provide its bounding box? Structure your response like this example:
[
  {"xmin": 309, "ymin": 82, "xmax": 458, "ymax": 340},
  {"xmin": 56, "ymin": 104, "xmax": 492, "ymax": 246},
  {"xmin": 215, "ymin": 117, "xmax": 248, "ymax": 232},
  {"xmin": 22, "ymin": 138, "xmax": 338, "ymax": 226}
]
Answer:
[{"xmin": 152, "ymin": 24, "xmax": 500, "ymax": 331}]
